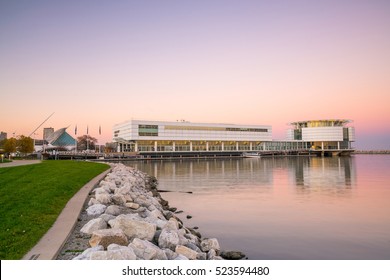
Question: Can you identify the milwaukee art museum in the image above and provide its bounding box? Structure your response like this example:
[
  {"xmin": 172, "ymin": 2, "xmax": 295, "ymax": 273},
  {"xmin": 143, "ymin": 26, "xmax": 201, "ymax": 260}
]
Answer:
[{"xmin": 112, "ymin": 119, "xmax": 355, "ymax": 157}]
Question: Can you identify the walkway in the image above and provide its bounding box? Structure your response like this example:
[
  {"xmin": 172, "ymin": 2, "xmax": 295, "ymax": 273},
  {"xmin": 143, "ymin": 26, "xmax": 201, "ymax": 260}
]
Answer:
[{"xmin": 0, "ymin": 160, "xmax": 42, "ymax": 168}]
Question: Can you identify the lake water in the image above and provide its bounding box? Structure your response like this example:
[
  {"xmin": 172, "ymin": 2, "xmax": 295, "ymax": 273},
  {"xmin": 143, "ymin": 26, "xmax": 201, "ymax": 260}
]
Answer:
[{"xmin": 126, "ymin": 155, "xmax": 390, "ymax": 259}]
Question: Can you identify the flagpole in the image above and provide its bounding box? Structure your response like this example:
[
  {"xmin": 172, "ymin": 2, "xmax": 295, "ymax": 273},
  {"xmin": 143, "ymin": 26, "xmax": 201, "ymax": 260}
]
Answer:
[
  {"xmin": 99, "ymin": 125, "xmax": 101, "ymax": 154},
  {"xmin": 87, "ymin": 125, "xmax": 89, "ymax": 152},
  {"xmin": 74, "ymin": 125, "xmax": 77, "ymax": 154}
]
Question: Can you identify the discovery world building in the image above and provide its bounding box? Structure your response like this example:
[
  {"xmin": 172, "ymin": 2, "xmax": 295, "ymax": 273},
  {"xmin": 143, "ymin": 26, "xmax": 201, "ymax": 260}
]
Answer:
[{"xmin": 113, "ymin": 119, "xmax": 355, "ymax": 158}]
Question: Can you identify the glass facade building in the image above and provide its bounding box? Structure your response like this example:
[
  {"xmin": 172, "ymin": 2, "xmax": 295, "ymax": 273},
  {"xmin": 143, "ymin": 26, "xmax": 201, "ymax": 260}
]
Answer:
[{"xmin": 113, "ymin": 119, "xmax": 355, "ymax": 156}]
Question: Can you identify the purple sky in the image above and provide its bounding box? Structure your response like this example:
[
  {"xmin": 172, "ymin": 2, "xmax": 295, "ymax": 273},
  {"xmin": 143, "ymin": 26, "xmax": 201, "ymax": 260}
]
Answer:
[{"xmin": 1, "ymin": 0, "xmax": 389, "ymax": 149}]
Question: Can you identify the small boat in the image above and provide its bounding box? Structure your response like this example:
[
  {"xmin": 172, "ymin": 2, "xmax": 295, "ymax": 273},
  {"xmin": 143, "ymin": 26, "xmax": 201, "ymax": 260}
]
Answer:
[{"xmin": 242, "ymin": 152, "xmax": 261, "ymax": 158}]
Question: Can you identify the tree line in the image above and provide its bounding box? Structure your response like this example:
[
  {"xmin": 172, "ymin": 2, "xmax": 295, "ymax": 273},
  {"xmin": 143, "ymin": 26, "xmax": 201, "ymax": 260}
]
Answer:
[
  {"xmin": 0, "ymin": 134, "xmax": 117, "ymax": 155},
  {"xmin": 0, "ymin": 136, "xmax": 34, "ymax": 155}
]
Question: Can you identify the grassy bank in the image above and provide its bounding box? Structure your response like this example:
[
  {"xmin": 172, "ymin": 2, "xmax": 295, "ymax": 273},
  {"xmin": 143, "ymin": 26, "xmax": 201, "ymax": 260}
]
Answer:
[{"xmin": 0, "ymin": 160, "xmax": 110, "ymax": 259}]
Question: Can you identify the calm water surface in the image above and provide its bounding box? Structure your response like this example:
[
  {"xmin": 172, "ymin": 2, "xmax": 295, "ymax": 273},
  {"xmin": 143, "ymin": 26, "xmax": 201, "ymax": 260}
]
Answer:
[{"xmin": 126, "ymin": 155, "xmax": 390, "ymax": 259}]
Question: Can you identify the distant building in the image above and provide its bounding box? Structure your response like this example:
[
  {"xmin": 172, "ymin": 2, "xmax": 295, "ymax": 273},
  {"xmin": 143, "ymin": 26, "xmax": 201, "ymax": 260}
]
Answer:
[
  {"xmin": 286, "ymin": 119, "xmax": 355, "ymax": 150},
  {"xmin": 35, "ymin": 127, "xmax": 76, "ymax": 152},
  {"xmin": 0, "ymin": 131, "xmax": 7, "ymax": 141},
  {"xmin": 113, "ymin": 119, "xmax": 355, "ymax": 157},
  {"xmin": 113, "ymin": 119, "xmax": 272, "ymax": 153},
  {"xmin": 43, "ymin": 127, "xmax": 54, "ymax": 141}
]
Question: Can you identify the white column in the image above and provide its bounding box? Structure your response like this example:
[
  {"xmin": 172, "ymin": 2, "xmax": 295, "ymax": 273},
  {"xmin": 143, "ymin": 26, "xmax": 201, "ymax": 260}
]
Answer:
[
  {"xmin": 263, "ymin": 142, "xmax": 266, "ymax": 151},
  {"xmin": 173, "ymin": 141, "xmax": 176, "ymax": 152},
  {"xmin": 135, "ymin": 142, "xmax": 138, "ymax": 152},
  {"xmin": 221, "ymin": 142, "xmax": 224, "ymax": 151},
  {"xmin": 236, "ymin": 142, "xmax": 239, "ymax": 151},
  {"xmin": 337, "ymin": 141, "xmax": 340, "ymax": 150},
  {"xmin": 154, "ymin": 141, "xmax": 158, "ymax": 151},
  {"xmin": 250, "ymin": 142, "xmax": 253, "ymax": 151},
  {"xmin": 321, "ymin": 141, "xmax": 324, "ymax": 150},
  {"xmin": 206, "ymin": 142, "xmax": 209, "ymax": 151},
  {"xmin": 190, "ymin": 141, "xmax": 193, "ymax": 152}
]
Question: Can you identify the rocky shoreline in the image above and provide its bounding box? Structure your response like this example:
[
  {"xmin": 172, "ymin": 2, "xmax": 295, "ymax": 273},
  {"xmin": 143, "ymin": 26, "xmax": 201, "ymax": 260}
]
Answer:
[{"xmin": 57, "ymin": 163, "xmax": 245, "ymax": 260}]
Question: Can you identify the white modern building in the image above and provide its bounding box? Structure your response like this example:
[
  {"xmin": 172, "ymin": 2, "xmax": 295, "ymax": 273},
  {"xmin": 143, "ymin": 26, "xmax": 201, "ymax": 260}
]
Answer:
[
  {"xmin": 113, "ymin": 119, "xmax": 355, "ymax": 156},
  {"xmin": 286, "ymin": 119, "xmax": 355, "ymax": 150},
  {"xmin": 113, "ymin": 120, "xmax": 272, "ymax": 153}
]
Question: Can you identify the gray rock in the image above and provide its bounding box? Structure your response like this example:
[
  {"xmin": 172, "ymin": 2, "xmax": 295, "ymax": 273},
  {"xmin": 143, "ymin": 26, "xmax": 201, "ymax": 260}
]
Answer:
[
  {"xmin": 99, "ymin": 213, "xmax": 116, "ymax": 223},
  {"xmin": 94, "ymin": 187, "xmax": 109, "ymax": 195},
  {"xmin": 72, "ymin": 245, "xmax": 104, "ymax": 260},
  {"xmin": 220, "ymin": 251, "xmax": 246, "ymax": 260},
  {"xmin": 89, "ymin": 229, "xmax": 129, "ymax": 249},
  {"xmin": 107, "ymin": 244, "xmax": 128, "ymax": 251},
  {"xmin": 115, "ymin": 185, "xmax": 132, "ymax": 196},
  {"xmin": 95, "ymin": 193, "xmax": 112, "ymax": 204},
  {"xmin": 196, "ymin": 252, "xmax": 207, "ymax": 260},
  {"xmin": 174, "ymin": 254, "xmax": 189, "ymax": 260},
  {"xmin": 105, "ymin": 205, "xmax": 122, "ymax": 216},
  {"xmin": 111, "ymin": 194, "xmax": 127, "ymax": 205},
  {"xmin": 207, "ymin": 249, "xmax": 217, "ymax": 259},
  {"xmin": 86, "ymin": 204, "xmax": 107, "ymax": 216},
  {"xmin": 200, "ymin": 238, "xmax": 220, "ymax": 253},
  {"xmin": 80, "ymin": 218, "xmax": 107, "ymax": 234},
  {"xmin": 88, "ymin": 198, "xmax": 98, "ymax": 206},
  {"xmin": 175, "ymin": 245, "xmax": 198, "ymax": 260},
  {"xmin": 129, "ymin": 238, "xmax": 167, "ymax": 260},
  {"xmin": 163, "ymin": 248, "xmax": 178, "ymax": 260},
  {"xmin": 158, "ymin": 228, "xmax": 180, "ymax": 251},
  {"xmin": 164, "ymin": 218, "xmax": 179, "ymax": 230},
  {"xmin": 89, "ymin": 248, "xmax": 136, "ymax": 260},
  {"xmin": 110, "ymin": 215, "xmax": 156, "ymax": 241},
  {"xmin": 185, "ymin": 242, "xmax": 202, "ymax": 253}
]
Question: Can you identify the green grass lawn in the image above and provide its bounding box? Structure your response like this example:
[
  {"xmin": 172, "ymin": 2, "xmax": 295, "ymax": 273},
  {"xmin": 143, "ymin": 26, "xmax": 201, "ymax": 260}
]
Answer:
[{"xmin": 0, "ymin": 160, "xmax": 110, "ymax": 259}]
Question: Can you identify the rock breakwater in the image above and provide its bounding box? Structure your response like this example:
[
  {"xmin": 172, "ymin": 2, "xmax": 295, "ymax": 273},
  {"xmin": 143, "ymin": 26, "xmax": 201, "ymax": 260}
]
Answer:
[{"xmin": 57, "ymin": 164, "xmax": 243, "ymax": 260}]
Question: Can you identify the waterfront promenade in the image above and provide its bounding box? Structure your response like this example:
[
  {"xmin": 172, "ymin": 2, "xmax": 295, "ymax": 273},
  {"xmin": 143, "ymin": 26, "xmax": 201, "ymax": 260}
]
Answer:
[{"xmin": 0, "ymin": 160, "xmax": 41, "ymax": 168}]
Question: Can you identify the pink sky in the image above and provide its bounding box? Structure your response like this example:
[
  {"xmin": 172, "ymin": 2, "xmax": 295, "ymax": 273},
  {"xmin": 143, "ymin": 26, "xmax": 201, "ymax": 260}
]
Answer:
[{"xmin": 1, "ymin": 0, "xmax": 389, "ymax": 149}]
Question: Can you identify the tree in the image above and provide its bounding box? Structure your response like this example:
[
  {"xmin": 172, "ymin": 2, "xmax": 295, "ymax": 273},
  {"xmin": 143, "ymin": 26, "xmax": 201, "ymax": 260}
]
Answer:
[
  {"xmin": 17, "ymin": 135, "xmax": 34, "ymax": 155},
  {"xmin": 3, "ymin": 138, "xmax": 17, "ymax": 154},
  {"xmin": 77, "ymin": 135, "xmax": 98, "ymax": 151}
]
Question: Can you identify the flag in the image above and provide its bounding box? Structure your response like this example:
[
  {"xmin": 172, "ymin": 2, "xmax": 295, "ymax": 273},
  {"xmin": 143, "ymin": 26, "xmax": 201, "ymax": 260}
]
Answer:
[
  {"xmin": 75, "ymin": 125, "xmax": 77, "ymax": 135},
  {"xmin": 99, "ymin": 125, "xmax": 101, "ymax": 135},
  {"xmin": 87, "ymin": 125, "xmax": 89, "ymax": 135}
]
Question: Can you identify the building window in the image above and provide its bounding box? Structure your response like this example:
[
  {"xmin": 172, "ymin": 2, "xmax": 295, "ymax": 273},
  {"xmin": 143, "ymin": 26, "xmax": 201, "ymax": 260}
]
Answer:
[{"xmin": 138, "ymin": 125, "xmax": 158, "ymax": 136}]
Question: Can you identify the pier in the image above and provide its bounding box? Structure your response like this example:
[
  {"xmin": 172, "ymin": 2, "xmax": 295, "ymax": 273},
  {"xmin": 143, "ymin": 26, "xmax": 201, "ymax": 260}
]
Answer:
[{"xmin": 50, "ymin": 147, "xmax": 355, "ymax": 161}]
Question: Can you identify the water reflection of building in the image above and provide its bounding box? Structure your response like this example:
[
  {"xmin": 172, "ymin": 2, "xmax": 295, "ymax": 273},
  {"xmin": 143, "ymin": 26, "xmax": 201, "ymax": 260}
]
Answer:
[
  {"xmin": 129, "ymin": 159, "xmax": 274, "ymax": 192},
  {"xmin": 127, "ymin": 156, "xmax": 355, "ymax": 192},
  {"xmin": 290, "ymin": 156, "xmax": 355, "ymax": 190}
]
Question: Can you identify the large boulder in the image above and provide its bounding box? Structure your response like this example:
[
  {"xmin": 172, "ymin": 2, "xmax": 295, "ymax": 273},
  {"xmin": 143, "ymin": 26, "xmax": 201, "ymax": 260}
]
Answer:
[
  {"xmin": 105, "ymin": 205, "xmax": 122, "ymax": 216},
  {"xmin": 200, "ymin": 238, "xmax": 220, "ymax": 253},
  {"xmin": 220, "ymin": 251, "xmax": 246, "ymax": 260},
  {"xmin": 94, "ymin": 187, "xmax": 109, "ymax": 195},
  {"xmin": 158, "ymin": 228, "xmax": 180, "ymax": 251},
  {"xmin": 109, "ymin": 215, "xmax": 156, "ymax": 241},
  {"xmin": 129, "ymin": 238, "xmax": 167, "ymax": 260},
  {"xmin": 111, "ymin": 194, "xmax": 127, "ymax": 205},
  {"xmin": 95, "ymin": 193, "xmax": 112, "ymax": 204},
  {"xmin": 175, "ymin": 245, "xmax": 198, "ymax": 260},
  {"xmin": 86, "ymin": 204, "xmax": 107, "ymax": 216},
  {"xmin": 73, "ymin": 245, "xmax": 104, "ymax": 260},
  {"xmin": 89, "ymin": 229, "xmax": 129, "ymax": 249},
  {"xmin": 80, "ymin": 218, "xmax": 107, "ymax": 234},
  {"xmin": 89, "ymin": 248, "xmax": 136, "ymax": 260}
]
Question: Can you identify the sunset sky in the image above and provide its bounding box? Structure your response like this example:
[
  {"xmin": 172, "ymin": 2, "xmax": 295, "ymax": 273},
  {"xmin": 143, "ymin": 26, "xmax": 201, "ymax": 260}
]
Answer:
[{"xmin": 1, "ymin": 0, "xmax": 389, "ymax": 149}]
